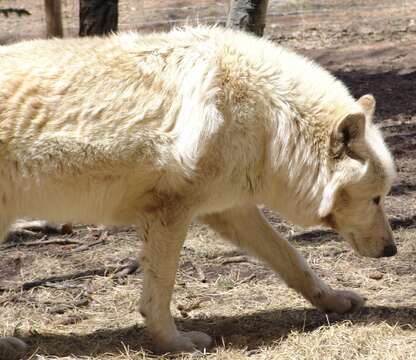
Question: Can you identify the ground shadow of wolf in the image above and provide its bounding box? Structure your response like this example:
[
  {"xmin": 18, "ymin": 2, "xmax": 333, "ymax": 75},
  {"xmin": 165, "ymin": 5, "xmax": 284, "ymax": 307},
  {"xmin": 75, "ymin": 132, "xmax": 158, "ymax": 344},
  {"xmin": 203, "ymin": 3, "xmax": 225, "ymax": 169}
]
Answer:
[{"xmin": 21, "ymin": 305, "xmax": 416, "ymax": 357}]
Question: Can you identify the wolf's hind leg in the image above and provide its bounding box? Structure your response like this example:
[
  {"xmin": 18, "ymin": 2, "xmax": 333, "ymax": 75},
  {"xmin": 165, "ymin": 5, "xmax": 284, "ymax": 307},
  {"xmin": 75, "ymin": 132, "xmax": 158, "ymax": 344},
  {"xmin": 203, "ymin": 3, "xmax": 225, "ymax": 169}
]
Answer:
[{"xmin": 0, "ymin": 217, "xmax": 28, "ymax": 357}]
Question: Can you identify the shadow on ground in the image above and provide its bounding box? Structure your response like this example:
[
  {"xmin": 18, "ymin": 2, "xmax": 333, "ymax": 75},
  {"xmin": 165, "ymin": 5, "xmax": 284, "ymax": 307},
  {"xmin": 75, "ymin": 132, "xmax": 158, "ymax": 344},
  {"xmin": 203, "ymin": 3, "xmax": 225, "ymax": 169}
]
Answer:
[
  {"xmin": 334, "ymin": 70, "xmax": 416, "ymax": 119},
  {"xmin": 21, "ymin": 305, "xmax": 416, "ymax": 358}
]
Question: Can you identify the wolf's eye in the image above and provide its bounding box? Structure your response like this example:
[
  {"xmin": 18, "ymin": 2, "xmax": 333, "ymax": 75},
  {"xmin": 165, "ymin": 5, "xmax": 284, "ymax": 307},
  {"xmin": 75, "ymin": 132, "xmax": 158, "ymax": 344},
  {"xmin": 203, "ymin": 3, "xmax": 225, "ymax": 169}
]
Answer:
[{"xmin": 373, "ymin": 196, "xmax": 381, "ymax": 205}]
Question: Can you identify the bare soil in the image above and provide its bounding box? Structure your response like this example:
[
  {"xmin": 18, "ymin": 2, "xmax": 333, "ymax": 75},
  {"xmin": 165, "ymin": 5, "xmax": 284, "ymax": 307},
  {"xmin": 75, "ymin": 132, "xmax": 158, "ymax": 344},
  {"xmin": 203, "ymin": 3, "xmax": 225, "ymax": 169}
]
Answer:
[{"xmin": 1, "ymin": 1, "xmax": 416, "ymax": 359}]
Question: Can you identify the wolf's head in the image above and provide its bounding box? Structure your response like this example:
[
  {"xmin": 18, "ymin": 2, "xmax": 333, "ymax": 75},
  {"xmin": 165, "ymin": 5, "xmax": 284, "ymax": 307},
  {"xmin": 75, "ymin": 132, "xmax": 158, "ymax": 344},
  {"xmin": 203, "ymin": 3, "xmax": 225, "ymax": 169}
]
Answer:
[{"xmin": 319, "ymin": 94, "xmax": 396, "ymax": 258}]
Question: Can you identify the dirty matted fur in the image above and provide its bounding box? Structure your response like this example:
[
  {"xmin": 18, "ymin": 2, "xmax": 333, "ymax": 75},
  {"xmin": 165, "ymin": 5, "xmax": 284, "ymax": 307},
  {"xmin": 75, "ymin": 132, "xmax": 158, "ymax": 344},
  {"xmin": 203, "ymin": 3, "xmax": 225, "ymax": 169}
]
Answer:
[{"xmin": 0, "ymin": 26, "xmax": 396, "ymax": 353}]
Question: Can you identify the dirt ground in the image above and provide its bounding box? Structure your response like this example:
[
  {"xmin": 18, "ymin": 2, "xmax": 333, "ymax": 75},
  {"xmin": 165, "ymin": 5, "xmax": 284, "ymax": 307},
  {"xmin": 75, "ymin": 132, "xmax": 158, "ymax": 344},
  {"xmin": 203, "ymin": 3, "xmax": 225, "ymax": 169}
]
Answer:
[{"xmin": 1, "ymin": 1, "xmax": 416, "ymax": 359}]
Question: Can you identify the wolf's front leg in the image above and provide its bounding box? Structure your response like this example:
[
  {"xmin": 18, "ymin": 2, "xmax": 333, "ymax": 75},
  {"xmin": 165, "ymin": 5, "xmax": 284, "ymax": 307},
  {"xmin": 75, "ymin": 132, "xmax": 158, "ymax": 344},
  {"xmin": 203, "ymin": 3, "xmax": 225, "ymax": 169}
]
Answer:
[
  {"xmin": 137, "ymin": 216, "xmax": 212, "ymax": 353},
  {"xmin": 200, "ymin": 205, "xmax": 365, "ymax": 314}
]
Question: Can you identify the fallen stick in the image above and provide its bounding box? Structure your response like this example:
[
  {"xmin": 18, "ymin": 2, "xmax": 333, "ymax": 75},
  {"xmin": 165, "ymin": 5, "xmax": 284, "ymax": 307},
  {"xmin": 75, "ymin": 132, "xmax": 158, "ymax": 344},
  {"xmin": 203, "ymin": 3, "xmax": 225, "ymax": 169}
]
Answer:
[
  {"xmin": 221, "ymin": 255, "xmax": 250, "ymax": 265},
  {"xmin": 3, "ymin": 229, "xmax": 44, "ymax": 244},
  {"xmin": 35, "ymin": 282, "xmax": 88, "ymax": 290},
  {"xmin": 291, "ymin": 229, "xmax": 334, "ymax": 241},
  {"xmin": 0, "ymin": 260, "xmax": 140, "ymax": 293},
  {"xmin": 237, "ymin": 273, "xmax": 256, "ymax": 285},
  {"xmin": 112, "ymin": 260, "xmax": 140, "ymax": 278},
  {"xmin": 73, "ymin": 238, "xmax": 106, "ymax": 252},
  {"xmin": 0, "ymin": 237, "xmax": 82, "ymax": 250},
  {"xmin": 47, "ymin": 297, "xmax": 90, "ymax": 314}
]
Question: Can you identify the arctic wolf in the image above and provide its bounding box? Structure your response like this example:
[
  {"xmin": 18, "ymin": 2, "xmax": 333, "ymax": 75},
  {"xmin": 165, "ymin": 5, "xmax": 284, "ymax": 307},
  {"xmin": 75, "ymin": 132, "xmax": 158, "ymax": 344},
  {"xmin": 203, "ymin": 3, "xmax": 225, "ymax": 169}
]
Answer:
[{"xmin": 0, "ymin": 26, "xmax": 395, "ymax": 353}]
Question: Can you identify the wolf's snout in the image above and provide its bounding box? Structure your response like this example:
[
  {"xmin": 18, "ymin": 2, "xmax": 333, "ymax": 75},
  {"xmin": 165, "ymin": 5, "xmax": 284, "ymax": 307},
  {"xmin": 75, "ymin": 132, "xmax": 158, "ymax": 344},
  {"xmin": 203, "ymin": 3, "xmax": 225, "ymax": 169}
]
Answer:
[{"xmin": 382, "ymin": 244, "xmax": 397, "ymax": 257}]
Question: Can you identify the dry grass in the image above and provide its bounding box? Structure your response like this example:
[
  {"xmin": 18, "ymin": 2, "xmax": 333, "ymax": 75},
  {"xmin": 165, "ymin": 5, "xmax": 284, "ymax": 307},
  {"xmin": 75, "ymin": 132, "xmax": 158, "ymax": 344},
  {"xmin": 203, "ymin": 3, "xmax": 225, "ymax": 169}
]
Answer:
[{"xmin": 1, "ymin": 209, "xmax": 416, "ymax": 360}]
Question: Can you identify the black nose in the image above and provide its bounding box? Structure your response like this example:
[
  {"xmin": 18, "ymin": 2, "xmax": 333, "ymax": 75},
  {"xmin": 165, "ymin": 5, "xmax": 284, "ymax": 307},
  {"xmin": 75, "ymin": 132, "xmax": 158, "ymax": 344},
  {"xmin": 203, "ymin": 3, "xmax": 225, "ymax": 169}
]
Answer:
[{"xmin": 382, "ymin": 244, "xmax": 397, "ymax": 257}]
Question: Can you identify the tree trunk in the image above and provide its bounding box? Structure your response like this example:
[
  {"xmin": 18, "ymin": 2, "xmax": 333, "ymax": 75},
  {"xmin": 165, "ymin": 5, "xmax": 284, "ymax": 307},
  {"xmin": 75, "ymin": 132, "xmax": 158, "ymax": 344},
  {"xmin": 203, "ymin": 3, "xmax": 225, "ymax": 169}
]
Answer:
[
  {"xmin": 226, "ymin": 0, "xmax": 269, "ymax": 37},
  {"xmin": 79, "ymin": 0, "xmax": 119, "ymax": 37},
  {"xmin": 44, "ymin": 0, "xmax": 63, "ymax": 38}
]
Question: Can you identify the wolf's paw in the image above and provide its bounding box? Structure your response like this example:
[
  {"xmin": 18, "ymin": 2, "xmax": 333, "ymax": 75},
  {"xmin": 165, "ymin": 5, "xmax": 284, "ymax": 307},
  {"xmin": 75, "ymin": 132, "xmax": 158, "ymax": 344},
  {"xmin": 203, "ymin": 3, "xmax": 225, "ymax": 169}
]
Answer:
[
  {"xmin": 155, "ymin": 331, "xmax": 212, "ymax": 354},
  {"xmin": 316, "ymin": 289, "xmax": 366, "ymax": 314},
  {"xmin": 0, "ymin": 337, "xmax": 28, "ymax": 360}
]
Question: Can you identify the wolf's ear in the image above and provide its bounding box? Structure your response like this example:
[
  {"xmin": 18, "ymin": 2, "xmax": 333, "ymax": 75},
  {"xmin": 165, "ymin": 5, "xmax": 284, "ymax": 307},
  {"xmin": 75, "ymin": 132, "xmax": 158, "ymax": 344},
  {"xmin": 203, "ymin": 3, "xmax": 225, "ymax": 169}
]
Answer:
[
  {"xmin": 318, "ymin": 176, "xmax": 341, "ymax": 218},
  {"xmin": 335, "ymin": 112, "xmax": 366, "ymax": 147},
  {"xmin": 357, "ymin": 94, "xmax": 376, "ymax": 119}
]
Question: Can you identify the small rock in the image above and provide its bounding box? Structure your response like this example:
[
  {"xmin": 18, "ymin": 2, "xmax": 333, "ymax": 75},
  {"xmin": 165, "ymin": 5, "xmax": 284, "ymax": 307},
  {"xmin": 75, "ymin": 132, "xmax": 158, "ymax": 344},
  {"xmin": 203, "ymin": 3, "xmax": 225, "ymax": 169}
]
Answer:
[
  {"xmin": 408, "ymin": 21, "xmax": 416, "ymax": 32},
  {"xmin": 0, "ymin": 337, "xmax": 28, "ymax": 360},
  {"xmin": 369, "ymin": 271, "xmax": 383, "ymax": 280}
]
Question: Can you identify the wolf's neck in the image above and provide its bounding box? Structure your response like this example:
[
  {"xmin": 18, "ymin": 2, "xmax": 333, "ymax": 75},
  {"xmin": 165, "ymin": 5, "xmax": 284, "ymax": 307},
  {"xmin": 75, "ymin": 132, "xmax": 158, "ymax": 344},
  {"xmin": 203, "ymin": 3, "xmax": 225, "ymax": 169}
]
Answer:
[{"xmin": 261, "ymin": 108, "xmax": 330, "ymax": 227}]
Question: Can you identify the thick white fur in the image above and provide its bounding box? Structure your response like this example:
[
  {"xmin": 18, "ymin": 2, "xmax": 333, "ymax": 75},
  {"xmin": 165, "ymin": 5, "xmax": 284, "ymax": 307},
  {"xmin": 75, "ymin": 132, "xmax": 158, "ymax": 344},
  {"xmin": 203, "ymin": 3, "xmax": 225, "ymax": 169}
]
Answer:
[{"xmin": 0, "ymin": 27, "xmax": 395, "ymax": 352}]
